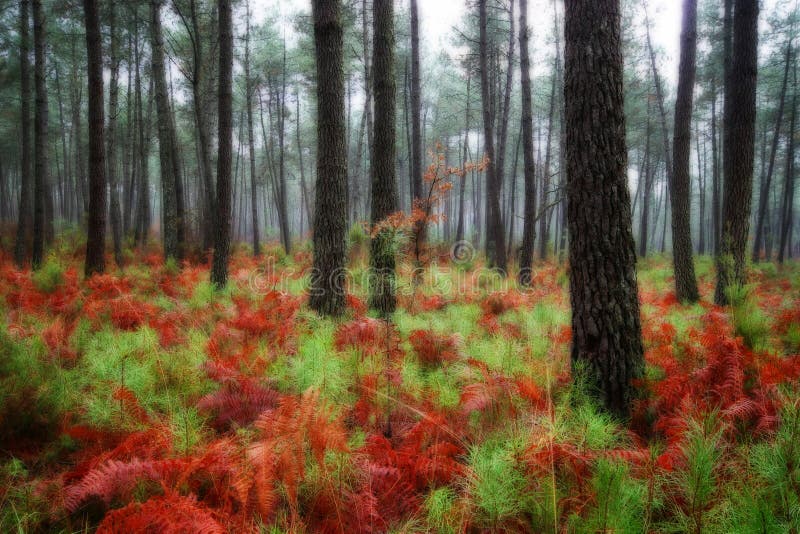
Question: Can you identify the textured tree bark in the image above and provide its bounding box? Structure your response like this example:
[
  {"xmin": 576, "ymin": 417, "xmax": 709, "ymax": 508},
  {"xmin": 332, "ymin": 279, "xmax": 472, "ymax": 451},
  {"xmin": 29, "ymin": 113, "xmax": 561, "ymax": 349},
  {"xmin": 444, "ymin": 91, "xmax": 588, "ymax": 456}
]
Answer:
[
  {"xmin": 211, "ymin": 0, "xmax": 233, "ymax": 288},
  {"xmin": 150, "ymin": 0, "xmax": 181, "ymax": 263},
  {"xmin": 478, "ymin": 0, "xmax": 507, "ymax": 274},
  {"xmin": 565, "ymin": 0, "xmax": 644, "ymax": 418},
  {"xmin": 517, "ymin": 0, "xmax": 537, "ymax": 286},
  {"xmin": 715, "ymin": 0, "xmax": 759, "ymax": 305},
  {"xmin": 31, "ymin": 0, "xmax": 47, "ymax": 270},
  {"xmin": 752, "ymin": 45, "xmax": 792, "ymax": 262},
  {"xmin": 106, "ymin": 2, "xmax": 124, "ymax": 268},
  {"xmin": 669, "ymin": 0, "xmax": 699, "ymax": 302},
  {"xmin": 410, "ymin": 0, "xmax": 423, "ymax": 204},
  {"xmin": 368, "ymin": 0, "xmax": 399, "ymax": 316},
  {"xmin": 309, "ymin": 0, "xmax": 348, "ymax": 317},
  {"xmin": 83, "ymin": 0, "xmax": 106, "ymax": 277},
  {"xmin": 14, "ymin": 0, "xmax": 31, "ymax": 268},
  {"xmin": 778, "ymin": 64, "xmax": 797, "ymax": 264}
]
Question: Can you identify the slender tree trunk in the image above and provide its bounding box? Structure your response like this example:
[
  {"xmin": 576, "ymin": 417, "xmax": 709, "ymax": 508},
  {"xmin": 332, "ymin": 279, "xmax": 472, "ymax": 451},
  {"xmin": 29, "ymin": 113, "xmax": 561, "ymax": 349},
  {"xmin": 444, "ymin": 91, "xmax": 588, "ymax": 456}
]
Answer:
[
  {"xmin": 697, "ymin": 120, "xmax": 707, "ymax": 254},
  {"xmin": 752, "ymin": 45, "xmax": 792, "ymax": 262},
  {"xmin": 14, "ymin": 0, "xmax": 31, "ymax": 268},
  {"xmin": 456, "ymin": 73, "xmax": 470, "ymax": 243},
  {"xmin": 151, "ymin": 0, "xmax": 182, "ymax": 262},
  {"xmin": 211, "ymin": 0, "xmax": 233, "ymax": 288},
  {"xmin": 479, "ymin": 0, "xmax": 508, "ymax": 273},
  {"xmin": 185, "ymin": 0, "xmax": 216, "ymax": 252},
  {"xmin": 711, "ymin": 77, "xmax": 721, "ymax": 255},
  {"xmin": 277, "ymin": 42, "xmax": 291, "ymax": 253},
  {"xmin": 31, "ymin": 0, "xmax": 47, "ymax": 270},
  {"xmin": 538, "ymin": 49, "xmax": 558, "ymax": 261},
  {"xmin": 640, "ymin": 102, "xmax": 653, "ymax": 257},
  {"xmin": 778, "ymin": 62, "xmax": 797, "ymax": 264},
  {"xmin": 670, "ymin": 0, "xmax": 699, "ymax": 302},
  {"xmin": 715, "ymin": 0, "xmax": 759, "ymax": 305},
  {"xmin": 369, "ymin": 0, "xmax": 398, "ymax": 316},
  {"xmin": 107, "ymin": 2, "xmax": 123, "ymax": 267},
  {"xmin": 309, "ymin": 0, "xmax": 348, "ymax": 317},
  {"xmin": 83, "ymin": 0, "xmax": 106, "ymax": 276},
  {"xmin": 565, "ymin": 0, "xmax": 644, "ymax": 418},
  {"xmin": 296, "ymin": 89, "xmax": 313, "ymax": 224},
  {"xmin": 518, "ymin": 0, "xmax": 537, "ymax": 285},
  {"xmin": 245, "ymin": 3, "xmax": 260, "ymax": 256}
]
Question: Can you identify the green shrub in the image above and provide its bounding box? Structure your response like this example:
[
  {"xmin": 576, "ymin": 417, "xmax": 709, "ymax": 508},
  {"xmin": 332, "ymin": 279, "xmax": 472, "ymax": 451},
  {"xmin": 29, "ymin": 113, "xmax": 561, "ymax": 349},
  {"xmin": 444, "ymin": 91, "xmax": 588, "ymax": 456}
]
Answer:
[
  {"xmin": 31, "ymin": 258, "xmax": 64, "ymax": 293},
  {"xmin": 569, "ymin": 458, "xmax": 646, "ymax": 534},
  {"xmin": 727, "ymin": 284, "xmax": 769, "ymax": 350}
]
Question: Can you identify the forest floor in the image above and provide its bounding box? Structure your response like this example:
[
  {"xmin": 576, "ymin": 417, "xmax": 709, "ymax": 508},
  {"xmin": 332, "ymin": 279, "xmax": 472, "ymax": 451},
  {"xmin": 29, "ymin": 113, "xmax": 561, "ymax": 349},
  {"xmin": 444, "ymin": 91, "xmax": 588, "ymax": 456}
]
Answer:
[{"xmin": 1, "ymin": 234, "xmax": 799, "ymax": 533}]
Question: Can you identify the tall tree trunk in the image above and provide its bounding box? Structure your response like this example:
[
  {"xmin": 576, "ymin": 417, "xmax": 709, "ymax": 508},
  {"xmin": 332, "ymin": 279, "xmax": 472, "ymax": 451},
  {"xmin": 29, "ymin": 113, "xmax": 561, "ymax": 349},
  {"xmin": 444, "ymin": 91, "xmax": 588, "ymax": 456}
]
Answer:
[
  {"xmin": 696, "ymin": 120, "xmax": 707, "ymax": 254},
  {"xmin": 715, "ymin": 0, "xmax": 759, "ymax": 305},
  {"xmin": 538, "ymin": 46, "xmax": 559, "ymax": 261},
  {"xmin": 518, "ymin": 0, "xmax": 537, "ymax": 285},
  {"xmin": 478, "ymin": 0, "xmax": 508, "ymax": 273},
  {"xmin": 296, "ymin": 89, "xmax": 313, "ymax": 225},
  {"xmin": 277, "ymin": 42, "xmax": 291, "ymax": 253},
  {"xmin": 184, "ymin": 0, "xmax": 216, "ymax": 252},
  {"xmin": 31, "ymin": 0, "xmax": 47, "ymax": 270},
  {"xmin": 565, "ymin": 0, "xmax": 643, "ymax": 418},
  {"xmin": 14, "ymin": 0, "xmax": 31, "ymax": 268},
  {"xmin": 107, "ymin": 2, "xmax": 123, "ymax": 267},
  {"xmin": 309, "ymin": 0, "xmax": 348, "ymax": 317},
  {"xmin": 244, "ymin": 3, "xmax": 260, "ymax": 256},
  {"xmin": 151, "ymin": 0, "xmax": 182, "ymax": 262},
  {"xmin": 640, "ymin": 101, "xmax": 653, "ymax": 257},
  {"xmin": 752, "ymin": 45, "xmax": 792, "ymax": 262},
  {"xmin": 369, "ymin": 0, "xmax": 398, "ymax": 316},
  {"xmin": 409, "ymin": 0, "xmax": 426, "ymax": 270},
  {"xmin": 83, "ymin": 0, "xmax": 106, "ymax": 277},
  {"xmin": 778, "ymin": 61, "xmax": 797, "ymax": 264},
  {"xmin": 455, "ymin": 73, "xmax": 471, "ymax": 244},
  {"xmin": 211, "ymin": 0, "xmax": 233, "ymax": 288},
  {"xmin": 711, "ymin": 76, "xmax": 721, "ymax": 255},
  {"xmin": 670, "ymin": 0, "xmax": 699, "ymax": 302}
]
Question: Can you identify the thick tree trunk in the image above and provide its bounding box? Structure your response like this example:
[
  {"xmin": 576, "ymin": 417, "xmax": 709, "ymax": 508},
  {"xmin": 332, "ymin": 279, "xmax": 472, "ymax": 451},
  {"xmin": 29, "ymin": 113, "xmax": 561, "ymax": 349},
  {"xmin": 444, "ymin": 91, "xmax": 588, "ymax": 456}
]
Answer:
[
  {"xmin": 670, "ymin": 0, "xmax": 699, "ymax": 302},
  {"xmin": 517, "ymin": 0, "xmax": 537, "ymax": 286},
  {"xmin": 309, "ymin": 0, "xmax": 348, "ymax": 317},
  {"xmin": 31, "ymin": 0, "xmax": 47, "ymax": 270},
  {"xmin": 369, "ymin": 0, "xmax": 399, "ymax": 316},
  {"xmin": 752, "ymin": 45, "xmax": 792, "ymax": 262},
  {"xmin": 211, "ymin": 0, "xmax": 233, "ymax": 288},
  {"xmin": 83, "ymin": 0, "xmax": 106, "ymax": 277},
  {"xmin": 106, "ymin": 3, "xmax": 123, "ymax": 267},
  {"xmin": 565, "ymin": 0, "xmax": 644, "ymax": 418},
  {"xmin": 715, "ymin": 0, "xmax": 759, "ymax": 305},
  {"xmin": 14, "ymin": 0, "xmax": 31, "ymax": 268},
  {"xmin": 151, "ymin": 0, "xmax": 182, "ymax": 262},
  {"xmin": 478, "ymin": 0, "xmax": 508, "ymax": 273}
]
